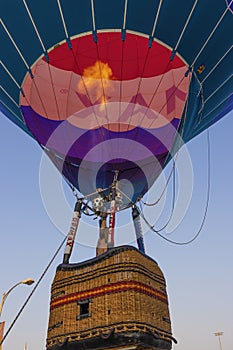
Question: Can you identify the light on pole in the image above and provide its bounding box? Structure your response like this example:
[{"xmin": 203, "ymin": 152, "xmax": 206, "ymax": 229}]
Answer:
[
  {"xmin": 214, "ymin": 331, "xmax": 223, "ymax": 350},
  {"xmin": 0, "ymin": 278, "xmax": 34, "ymax": 350},
  {"xmin": 0, "ymin": 278, "xmax": 34, "ymax": 318}
]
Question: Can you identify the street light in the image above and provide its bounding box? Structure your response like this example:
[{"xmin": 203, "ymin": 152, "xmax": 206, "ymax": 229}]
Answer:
[
  {"xmin": 0, "ymin": 278, "xmax": 34, "ymax": 350},
  {"xmin": 214, "ymin": 331, "xmax": 224, "ymax": 350},
  {"xmin": 0, "ymin": 278, "xmax": 34, "ymax": 349},
  {"xmin": 0, "ymin": 278, "xmax": 34, "ymax": 318}
]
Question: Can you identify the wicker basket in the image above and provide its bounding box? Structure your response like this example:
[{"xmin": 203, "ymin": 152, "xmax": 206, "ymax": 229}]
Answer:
[{"xmin": 46, "ymin": 246, "xmax": 176, "ymax": 350}]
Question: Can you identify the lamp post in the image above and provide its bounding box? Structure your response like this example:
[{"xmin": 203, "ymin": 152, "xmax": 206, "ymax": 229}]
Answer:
[
  {"xmin": 214, "ymin": 331, "xmax": 223, "ymax": 350},
  {"xmin": 0, "ymin": 278, "xmax": 34, "ymax": 318},
  {"xmin": 0, "ymin": 278, "xmax": 34, "ymax": 350}
]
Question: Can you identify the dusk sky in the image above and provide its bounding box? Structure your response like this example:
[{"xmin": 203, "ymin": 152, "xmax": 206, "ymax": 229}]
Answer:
[
  {"xmin": 1, "ymin": 1, "xmax": 232, "ymax": 349},
  {"xmin": 0, "ymin": 110, "xmax": 232, "ymax": 350}
]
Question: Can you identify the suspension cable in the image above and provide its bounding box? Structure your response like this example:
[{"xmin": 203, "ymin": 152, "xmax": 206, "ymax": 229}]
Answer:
[
  {"xmin": 139, "ymin": 128, "xmax": 211, "ymax": 245},
  {"xmin": 191, "ymin": 0, "xmax": 233, "ymax": 68},
  {"xmin": 139, "ymin": 159, "xmax": 176, "ymax": 232},
  {"xmin": 125, "ymin": 0, "xmax": 164, "ymax": 135},
  {"xmin": 142, "ymin": 73, "xmax": 192, "ymax": 206},
  {"xmin": 0, "ymin": 234, "xmax": 67, "ymax": 346},
  {"xmin": 173, "ymin": 0, "xmax": 199, "ymax": 52}
]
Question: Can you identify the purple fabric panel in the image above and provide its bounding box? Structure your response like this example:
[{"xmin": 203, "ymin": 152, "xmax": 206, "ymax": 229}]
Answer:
[{"xmin": 22, "ymin": 105, "xmax": 180, "ymax": 161}]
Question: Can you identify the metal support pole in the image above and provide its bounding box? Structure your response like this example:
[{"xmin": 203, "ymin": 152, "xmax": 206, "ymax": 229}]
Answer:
[
  {"xmin": 108, "ymin": 189, "xmax": 116, "ymax": 249},
  {"xmin": 132, "ymin": 206, "xmax": 145, "ymax": 253},
  {"xmin": 107, "ymin": 171, "xmax": 119, "ymax": 249},
  {"xmin": 63, "ymin": 199, "xmax": 82, "ymax": 264},
  {"xmin": 0, "ymin": 322, "xmax": 5, "ymax": 350},
  {"xmin": 96, "ymin": 215, "xmax": 109, "ymax": 256}
]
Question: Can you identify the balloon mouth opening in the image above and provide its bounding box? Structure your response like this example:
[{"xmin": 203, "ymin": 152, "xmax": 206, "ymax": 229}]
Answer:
[{"xmin": 93, "ymin": 122, "xmax": 137, "ymax": 132}]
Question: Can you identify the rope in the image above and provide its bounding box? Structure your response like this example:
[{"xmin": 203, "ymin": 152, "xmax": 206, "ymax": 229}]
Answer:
[
  {"xmin": 22, "ymin": 0, "xmax": 47, "ymax": 53},
  {"xmin": 93, "ymin": 43, "xmax": 116, "ymax": 157},
  {"xmin": 124, "ymin": 0, "xmax": 165, "ymax": 136},
  {"xmin": 28, "ymin": 74, "xmax": 49, "ymax": 119},
  {"xmin": 142, "ymin": 73, "xmax": 192, "ymax": 206},
  {"xmin": 151, "ymin": 0, "xmax": 163, "ymax": 38},
  {"xmin": 202, "ymin": 74, "xmax": 232, "ymax": 106},
  {"xmin": 173, "ymin": 0, "xmax": 199, "ymax": 52},
  {"xmin": 191, "ymin": 0, "xmax": 233, "ymax": 67},
  {"xmin": 200, "ymin": 45, "xmax": 232, "ymax": 85},
  {"xmin": 139, "ymin": 128, "xmax": 211, "ymax": 245},
  {"xmin": 0, "ymin": 22, "xmax": 50, "ymax": 125},
  {"xmin": 57, "ymin": 0, "xmax": 69, "ymax": 39},
  {"xmin": 199, "ymin": 92, "xmax": 232, "ymax": 122},
  {"xmin": 140, "ymin": 159, "xmax": 176, "ymax": 232},
  {"xmin": 0, "ymin": 97, "xmax": 22, "ymax": 122},
  {"xmin": 1, "ymin": 61, "xmax": 21, "ymax": 89},
  {"xmin": 125, "ymin": 0, "xmax": 165, "ymax": 134},
  {"xmin": 91, "ymin": 0, "xmax": 96, "ymax": 32},
  {"xmin": 136, "ymin": 59, "xmax": 172, "ymax": 130},
  {"xmin": 95, "ymin": 46, "xmax": 110, "ymax": 124},
  {"xmin": 147, "ymin": 73, "xmax": 189, "ymax": 129},
  {"xmin": 23, "ymin": 0, "xmax": 63, "ymax": 120},
  {"xmin": 47, "ymin": 64, "xmax": 62, "ymax": 120},
  {"xmin": 0, "ymin": 235, "xmax": 67, "ymax": 346},
  {"xmin": 123, "ymin": 42, "xmax": 175, "ymax": 158},
  {"xmin": 0, "ymin": 86, "xmax": 19, "ymax": 108},
  {"xmin": 0, "ymin": 19, "xmax": 30, "ymax": 70},
  {"xmin": 55, "ymin": 0, "xmax": 115, "ymax": 156},
  {"xmin": 117, "ymin": 33, "xmax": 125, "ymax": 157},
  {"xmin": 70, "ymin": 49, "xmax": 111, "ymax": 150},
  {"xmin": 2, "ymin": 0, "xmax": 51, "ymax": 124},
  {"xmin": 197, "ymin": 74, "xmax": 232, "ymax": 122},
  {"xmin": 122, "ymin": 45, "xmax": 190, "ymax": 165},
  {"xmin": 125, "ymin": 47, "xmax": 151, "ymax": 134},
  {"xmin": 123, "ymin": 0, "xmax": 128, "ymax": 30},
  {"xmin": 186, "ymin": 1, "xmax": 232, "ymax": 126},
  {"xmin": 195, "ymin": 70, "xmax": 205, "ymax": 124}
]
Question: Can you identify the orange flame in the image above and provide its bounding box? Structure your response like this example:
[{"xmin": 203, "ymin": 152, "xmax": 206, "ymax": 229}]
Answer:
[{"xmin": 77, "ymin": 60, "xmax": 113, "ymax": 110}]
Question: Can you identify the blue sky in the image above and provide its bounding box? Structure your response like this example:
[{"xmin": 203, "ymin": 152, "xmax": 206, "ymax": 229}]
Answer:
[{"xmin": 0, "ymin": 110, "xmax": 232, "ymax": 350}]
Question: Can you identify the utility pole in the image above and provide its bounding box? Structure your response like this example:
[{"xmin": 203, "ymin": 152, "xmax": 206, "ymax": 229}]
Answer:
[{"xmin": 214, "ymin": 331, "xmax": 223, "ymax": 350}]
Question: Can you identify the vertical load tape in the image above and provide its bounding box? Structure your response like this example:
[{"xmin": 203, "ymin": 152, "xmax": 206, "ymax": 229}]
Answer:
[
  {"xmin": 108, "ymin": 183, "xmax": 117, "ymax": 249},
  {"xmin": 63, "ymin": 200, "xmax": 82, "ymax": 264}
]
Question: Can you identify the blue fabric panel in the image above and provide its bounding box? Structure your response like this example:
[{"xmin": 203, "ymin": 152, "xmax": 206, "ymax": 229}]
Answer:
[
  {"xmin": 0, "ymin": 0, "xmax": 232, "ymax": 181},
  {"xmin": 52, "ymin": 0, "xmax": 93, "ymax": 38},
  {"xmin": 94, "ymin": 0, "xmax": 125, "ymax": 30}
]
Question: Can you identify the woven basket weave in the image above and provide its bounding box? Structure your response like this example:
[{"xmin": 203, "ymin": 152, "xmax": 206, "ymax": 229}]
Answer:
[{"xmin": 46, "ymin": 246, "xmax": 175, "ymax": 350}]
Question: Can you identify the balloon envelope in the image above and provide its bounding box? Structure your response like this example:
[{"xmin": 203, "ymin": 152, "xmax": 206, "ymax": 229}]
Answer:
[{"xmin": 1, "ymin": 0, "xmax": 232, "ymax": 203}]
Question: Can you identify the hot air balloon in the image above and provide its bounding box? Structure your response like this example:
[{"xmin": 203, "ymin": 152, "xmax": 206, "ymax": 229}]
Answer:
[{"xmin": 1, "ymin": 1, "xmax": 232, "ymax": 349}]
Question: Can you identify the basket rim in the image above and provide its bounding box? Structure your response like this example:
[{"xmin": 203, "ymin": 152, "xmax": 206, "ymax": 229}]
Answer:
[{"xmin": 57, "ymin": 245, "xmax": 158, "ymax": 272}]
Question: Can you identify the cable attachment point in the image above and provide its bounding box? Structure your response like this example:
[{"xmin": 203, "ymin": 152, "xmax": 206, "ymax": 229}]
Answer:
[
  {"xmin": 170, "ymin": 49, "xmax": 176, "ymax": 61},
  {"xmin": 185, "ymin": 66, "xmax": 192, "ymax": 77}
]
